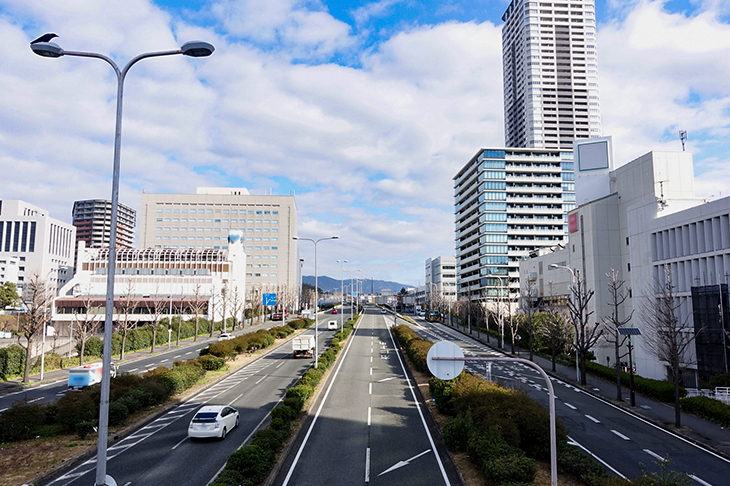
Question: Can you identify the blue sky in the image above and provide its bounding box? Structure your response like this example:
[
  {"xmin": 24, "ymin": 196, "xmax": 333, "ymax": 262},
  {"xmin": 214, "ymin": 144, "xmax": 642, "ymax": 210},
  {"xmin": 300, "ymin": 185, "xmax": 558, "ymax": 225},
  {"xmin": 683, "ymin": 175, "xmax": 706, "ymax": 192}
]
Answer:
[{"xmin": 1, "ymin": 0, "xmax": 729, "ymax": 285}]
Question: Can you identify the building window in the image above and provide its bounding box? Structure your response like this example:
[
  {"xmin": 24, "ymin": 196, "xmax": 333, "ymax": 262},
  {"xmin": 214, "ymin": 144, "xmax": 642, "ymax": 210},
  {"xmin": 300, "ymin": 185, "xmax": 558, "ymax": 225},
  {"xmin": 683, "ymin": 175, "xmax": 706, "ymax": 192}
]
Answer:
[{"xmin": 627, "ymin": 263, "xmax": 631, "ymax": 272}]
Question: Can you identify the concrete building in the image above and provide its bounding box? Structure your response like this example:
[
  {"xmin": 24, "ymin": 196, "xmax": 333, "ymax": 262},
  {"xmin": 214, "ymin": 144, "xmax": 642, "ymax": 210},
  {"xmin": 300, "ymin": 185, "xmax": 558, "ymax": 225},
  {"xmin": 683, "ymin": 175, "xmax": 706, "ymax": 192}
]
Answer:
[
  {"xmin": 0, "ymin": 200, "xmax": 75, "ymax": 292},
  {"xmin": 139, "ymin": 188, "xmax": 297, "ymax": 295},
  {"xmin": 72, "ymin": 199, "xmax": 136, "ymax": 250},
  {"xmin": 454, "ymin": 148, "xmax": 575, "ymax": 302},
  {"xmin": 502, "ymin": 0, "xmax": 601, "ymax": 150},
  {"xmin": 425, "ymin": 256, "xmax": 457, "ymax": 304},
  {"xmin": 54, "ymin": 234, "xmax": 247, "ymax": 326},
  {"xmin": 519, "ymin": 149, "xmax": 730, "ymax": 382},
  {"xmin": 0, "ymin": 256, "xmax": 19, "ymax": 286}
]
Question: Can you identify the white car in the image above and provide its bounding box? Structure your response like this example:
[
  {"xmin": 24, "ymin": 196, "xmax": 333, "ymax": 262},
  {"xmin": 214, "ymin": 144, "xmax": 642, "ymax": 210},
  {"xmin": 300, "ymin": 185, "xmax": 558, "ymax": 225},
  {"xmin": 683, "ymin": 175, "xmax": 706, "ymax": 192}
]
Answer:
[
  {"xmin": 381, "ymin": 309, "xmax": 387, "ymax": 314},
  {"xmin": 327, "ymin": 320, "xmax": 338, "ymax": 330},
  {"xmin": 188, "ymin": 405, "xmax": 239, "ymax": 439},
  {"xmin": 218, "ymin": 333, "xmax": 234, "ymax": 341}
]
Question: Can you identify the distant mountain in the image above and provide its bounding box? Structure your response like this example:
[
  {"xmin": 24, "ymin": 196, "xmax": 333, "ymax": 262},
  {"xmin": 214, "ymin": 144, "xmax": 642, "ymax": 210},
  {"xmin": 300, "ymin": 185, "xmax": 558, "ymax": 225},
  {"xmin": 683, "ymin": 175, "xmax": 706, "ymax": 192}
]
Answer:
[{"xmin": 302, "ymin": 276, "xmax": 413, "ymax": 295}]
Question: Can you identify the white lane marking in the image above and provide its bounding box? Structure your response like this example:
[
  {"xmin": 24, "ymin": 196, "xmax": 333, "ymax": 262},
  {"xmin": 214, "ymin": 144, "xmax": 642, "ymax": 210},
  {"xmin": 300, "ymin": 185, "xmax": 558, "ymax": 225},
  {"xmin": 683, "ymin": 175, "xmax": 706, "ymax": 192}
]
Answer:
[
  {"xmin": 377, "ymin": 377, "xmax": 396, "ymax": 382},
  {"xmin": 568, "ymin": 436, "xmax": 627, "ymax": 478},
  {"xmin": 690, "ymin": 474, "xmax": 713, "ymax": 486},
  {"xmin": 611, "ymin": 430, "xmax": 631, "ymax": 440},
  {"xmin": 171, "ymin": 436, "xmax": 187, "ymax": 450},
  {"xmin": 160, "ymin": 359, "xmax": 169, "ymax": 363},
  {"xmin": 369, "ymin": 383, "xmax": 372, "ymax": 395},
  {"xmin": 564, "ymin": 402, "xmax": 577, "ymax": 410},
  {"xmin": 145, "ymin": 363, "xmax": 156, "ymax": 368},
  {"xmin": 378, "ymin": 449, "xmax": 432, "ymax": 477},
  {"xmin": 27, "ymin": 396, "xmax": 43, "ymax": 403},
  {"xmin": 370, "ymin": 356, "xmax": 373, "ymax": 363},
  {"xmin": 368, "ymin": 407, "xmax": 372, "ymax": 426},
  {"xmin": 186, "ymin": 351, "xmax": 193, "ymax": 355},
  {"xmin": 123, "ymin": 482, "xmax": 131, "ymax": 486},
  {"xmin": 255, "ymin": 375, "xmax": 266, "ymax": 385},
  {"xmin": 229, "ymin": 393, "xmax": 244, "ymax": 405},
  {"xmin": 128, "ymin": 368, "xmax": 138, "ymax": 373},
  {"xmin": 643, "ymin": 449, "xmax": 665, "ymax": 462},
  {"xmin": 174, "ymin": 355, "xmax": 181, "ymax": 359},
  {"xmin": 0, "ymin": 407, "xmax": 7, "ymax": 413},
  {"xmin": 276, "ymin": 361, "xmax": 285, "ymax": 368},
  {"xmin": 585, "ymin": 414, "xmax": 601, "ymax": 423},
  {"xmin": 365, "ymin": 448, "xmax": 371, "ymax": 483},
  {"xmin": 371, "ymin": 347, "xmax": 373, "ymax": 353}
]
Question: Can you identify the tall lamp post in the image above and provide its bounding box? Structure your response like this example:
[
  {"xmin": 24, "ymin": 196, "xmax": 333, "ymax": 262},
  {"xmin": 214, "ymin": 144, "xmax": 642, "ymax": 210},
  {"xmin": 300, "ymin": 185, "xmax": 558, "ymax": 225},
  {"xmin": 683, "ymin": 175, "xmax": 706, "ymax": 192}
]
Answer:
[
  {"xmin": 337, "ymin": 259, "xmax": 348, "ymax": 331},
  {"xmin": 549, "ymin": 264, "xmax": 580, "ymax": 382},
  {"xmin": 293, "ymin": 236, "xmax": 338, "ymax": 368},
  {"xmin": 31, "ymin": 37, "xmax": 214, "ymax": 486}
]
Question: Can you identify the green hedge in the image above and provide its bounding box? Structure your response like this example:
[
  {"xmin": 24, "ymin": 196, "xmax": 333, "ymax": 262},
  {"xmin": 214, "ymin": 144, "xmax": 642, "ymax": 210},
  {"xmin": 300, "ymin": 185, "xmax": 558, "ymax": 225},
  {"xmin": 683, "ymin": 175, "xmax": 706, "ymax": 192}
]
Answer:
[
  {"xmin": 211, "ymin": 313, "xmax": 359, "ymax": 486},
  {"xmin": 0, "ymin": 344, "xmax": 25, "ymax": 380},
  {"xmin": 680, "ymin": 396, "xmax": 730, "ymax": 427},
  {"xmin": 585, "ymin": 361, "xmax": 685, "ymax": 403}
]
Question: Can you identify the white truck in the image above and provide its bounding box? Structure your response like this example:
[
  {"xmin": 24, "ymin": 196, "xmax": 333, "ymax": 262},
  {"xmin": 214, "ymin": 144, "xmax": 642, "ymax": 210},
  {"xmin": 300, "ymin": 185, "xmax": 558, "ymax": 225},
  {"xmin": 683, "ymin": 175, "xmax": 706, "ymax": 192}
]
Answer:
[
  {"xmin": 67, "ymin": 362, "xmax": 117, "ymax": 390},
  {"xmin": 292, "ymin": 335, "xmax": 315, "ymax": 358}
]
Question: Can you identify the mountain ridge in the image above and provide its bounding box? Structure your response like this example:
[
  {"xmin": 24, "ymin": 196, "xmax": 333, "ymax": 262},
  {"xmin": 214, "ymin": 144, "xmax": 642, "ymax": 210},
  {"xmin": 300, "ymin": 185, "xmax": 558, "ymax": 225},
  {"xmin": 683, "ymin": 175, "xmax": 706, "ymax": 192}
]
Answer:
[{"xmin": 302, "ymin": 275, "xmax": 413, "ymax": 294}]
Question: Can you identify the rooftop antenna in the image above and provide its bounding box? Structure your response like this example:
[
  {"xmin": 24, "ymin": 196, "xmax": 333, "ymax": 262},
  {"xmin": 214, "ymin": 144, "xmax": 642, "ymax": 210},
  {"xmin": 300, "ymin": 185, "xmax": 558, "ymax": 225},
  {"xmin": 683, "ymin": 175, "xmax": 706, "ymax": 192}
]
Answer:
[
  {"xmin": 679, "ymin": 130, "xmax": 687, "ymax": 151},
  {"xmin": 658, "ymin": 180, "xmax": 668, "ymax": 210}
]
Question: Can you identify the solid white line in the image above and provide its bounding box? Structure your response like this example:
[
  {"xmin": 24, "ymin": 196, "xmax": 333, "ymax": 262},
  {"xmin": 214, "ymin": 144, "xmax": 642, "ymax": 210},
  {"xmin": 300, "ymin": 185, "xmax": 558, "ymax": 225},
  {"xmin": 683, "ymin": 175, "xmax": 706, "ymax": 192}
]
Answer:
[
  {"xmin": 171, "ymin": 436, "xmax": 187, "ymax": 450},
  {"xmin": 643, "ymin": 449, "xmax": 665, "ymax": 462},
  {"xmin": 276, "ymin": 361, "xmax": 285, "ymax": 368},
  {"xmin": 255, "ymin": 375, "xmax": 266, "ymax": 385},
  {"xmin": 385, "ymin": 317, "xmax": 452, "ymax": 485},
  {"xmin": 690, "ymin": 474, "xmax": 713, "ymax": 486},
  {"xmin": 0, "ymin": 407, "xmax": 7, "ymax": 413},
  {"xmin": 368, "ymin": 407, "xmax": 372, "ymax": 426},
  {"xmin": 128, "ymin": 368, "xmax": 138, "ymax": 372},
  {"xmin": 365, "ymin": 447, "xmax": 371, "ymax": 483},
  {"xmin": 564, "ymin": 402, "xmax": 577, "ymax": 410},
  {"xmin": 568, "ymin": 436, "xmax": 627, "ymax": 478},
  {"xmin": 585, "ymin": 414, "xmax": 601, "ymax": 423},
  {"xmin": 229, "ymin": 393, "xmax": 244, "ymax": 405},
  {"xmin": 611, "ymin": 429, "xmax": 631, "ymax": 440}
]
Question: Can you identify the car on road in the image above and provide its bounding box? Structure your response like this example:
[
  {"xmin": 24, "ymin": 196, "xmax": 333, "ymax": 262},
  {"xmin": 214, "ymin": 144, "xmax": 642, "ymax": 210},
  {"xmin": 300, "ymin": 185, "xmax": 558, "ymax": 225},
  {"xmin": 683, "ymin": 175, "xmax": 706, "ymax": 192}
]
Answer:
[
  {"xmin": 381, "ymin": 308, "xmax": 386, "ymax": 314},
  {"xmin": 331, "ymin": 308, "xmax": 338, "ymax": 314},
  {"xmin": 188, "ymin": 405, "xmax": 239, "ymax": 439},
  {"xmin": 218, "ymin": 333, "xmax": 234, "ymax": 341},
  {"xmin": 327, "ymin": 320, "xmax": 338, "ymax": 330}
]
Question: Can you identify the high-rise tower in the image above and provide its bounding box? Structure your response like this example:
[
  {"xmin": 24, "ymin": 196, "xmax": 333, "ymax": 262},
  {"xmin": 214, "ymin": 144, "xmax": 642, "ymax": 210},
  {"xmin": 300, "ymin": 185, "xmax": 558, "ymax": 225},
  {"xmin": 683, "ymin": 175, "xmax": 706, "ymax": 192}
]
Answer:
[{"xmin": 502, "ymin": 0, "xmax": 602, "ymax": 149}]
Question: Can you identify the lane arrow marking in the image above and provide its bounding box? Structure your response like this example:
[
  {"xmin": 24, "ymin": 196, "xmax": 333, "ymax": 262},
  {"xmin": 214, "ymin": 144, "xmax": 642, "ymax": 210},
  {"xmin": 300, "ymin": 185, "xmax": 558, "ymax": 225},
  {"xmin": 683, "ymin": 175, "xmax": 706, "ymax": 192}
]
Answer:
[{"xmin": 378, "ymin": 449, "xmax": 432, "ymax": 476}]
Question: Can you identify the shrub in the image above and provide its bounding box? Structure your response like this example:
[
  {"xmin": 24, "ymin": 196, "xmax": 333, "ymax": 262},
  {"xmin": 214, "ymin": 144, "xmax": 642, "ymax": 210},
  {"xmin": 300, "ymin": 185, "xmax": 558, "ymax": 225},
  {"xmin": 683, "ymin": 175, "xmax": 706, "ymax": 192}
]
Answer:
[
  {"xmin": 429, "ymin": 376, "xmax": 460, "ymax": 415},
  {"xmin": 299, "ymin": 367, "xmax": 324, "ymax": 387},
  {"xmin": 680, "ymin": 396, "xmax": 730, "ymax": 427},
  {"xmin": 286, "ymin": 385, "xmax": 314, "ymax": 403},
  {"xmin": 485, "ymin": 454, "xmax": 537, "ymax": 484},
  {"xmin": 224, "ymin": 445, "xmax": 272, "ymax": 485},
  {"xmin": 585, "ymin": 361, "xmax": 684, "ymax": 402},
  {"xmin": 77, "ymin": 337, "xmax": 103, "ymax": 357},
  {"xmin": 557, "ymin": 445, "xmax": 607, "ymax": 485},
  {"xmin": 250, "ymin": 427, "xmax": 287, "ymax": 452},
  {"xmin": 75, "ymin": 420, "xmax": 96, "ymax": 439},
  {"xmin": 56, "ymin": 391, "xmax": 98, "ymax": 434},
  {"xmin": 0, "ymin": 344, "xmax": 25, "ymax": 380},
  {"xmin": 197, "ymin": 354, "xmax": 226, "ymax": 371},
  {"xmin": 137, "ymin": 377, "xmax": 171, "ymax": 404},
  {"xmin": 709, "ymin": 372, "xmax": 730, "ymax": 389},
  {"xmin": 108, "ymin": 400, "xmax": 130, "ymax": 426},
  {"xmin": 467, "ymin": 426, "xmax": 521, "ymax": 467},
  {"xmin": 270, "ymin": 403, "xmax": 295, "ymax": 422},
  {"xmin": 0, "ymin": 398, "xmax": 46, "ymax": 441},
  {"xmin": 442, "ymin": 411, "xmax": 474, "ymax": 451}
]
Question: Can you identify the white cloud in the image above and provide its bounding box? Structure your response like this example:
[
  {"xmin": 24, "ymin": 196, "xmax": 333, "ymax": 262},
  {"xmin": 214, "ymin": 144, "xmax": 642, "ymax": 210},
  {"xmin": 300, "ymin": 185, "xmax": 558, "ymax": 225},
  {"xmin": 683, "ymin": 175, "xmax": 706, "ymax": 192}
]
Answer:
[{"xmin": 352, "ymin": 0, "xmax": 405, "ymax": 25}]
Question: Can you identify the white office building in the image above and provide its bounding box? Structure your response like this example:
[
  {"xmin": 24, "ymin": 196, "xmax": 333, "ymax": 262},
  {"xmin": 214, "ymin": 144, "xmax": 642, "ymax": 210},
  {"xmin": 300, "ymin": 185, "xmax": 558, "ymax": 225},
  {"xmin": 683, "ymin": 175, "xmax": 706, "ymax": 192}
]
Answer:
[
  {"xmin": 520, "ymin": 148, "xmax": 730, "ymax": 382},
  {"xmin": 502, "ymin": 0, "xmax": 601, "ymax": 149},
  {"xmin": 139, "ymin": 188, "xmax": 297, "ymax": 295},
  {"xmin": 425, "ymin": 256, "xmax": 457, "ymax": 304},
  {"xmin": 454, "ymin": 148, "xmax": 575, "ymax": 301},
  {"xmin": 0, "ymin": 200, "xmax": 75, "ymax": 292}
]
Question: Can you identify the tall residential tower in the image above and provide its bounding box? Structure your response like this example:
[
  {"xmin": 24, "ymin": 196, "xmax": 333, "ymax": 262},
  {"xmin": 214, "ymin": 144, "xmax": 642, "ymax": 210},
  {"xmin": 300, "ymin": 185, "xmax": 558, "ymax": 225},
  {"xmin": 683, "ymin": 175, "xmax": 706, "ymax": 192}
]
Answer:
[{"xmin": 502, "ymin": 0, "xmax": 601, "ymax": 149}]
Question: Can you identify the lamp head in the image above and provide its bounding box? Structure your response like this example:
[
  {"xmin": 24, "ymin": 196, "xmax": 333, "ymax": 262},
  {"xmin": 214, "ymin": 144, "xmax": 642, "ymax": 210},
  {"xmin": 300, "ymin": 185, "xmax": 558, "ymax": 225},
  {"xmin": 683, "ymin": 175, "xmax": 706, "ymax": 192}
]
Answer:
[
  {"xmin": 331, "ymin": 235, "xmax": 339, "ymax": 240},
  {"xmin": 180, "ymin": 41, "xmax": 214, "ymax": 57},
  {"xmin": 31, "ymin": 42, "xmax": 64, "ymax": 58}
]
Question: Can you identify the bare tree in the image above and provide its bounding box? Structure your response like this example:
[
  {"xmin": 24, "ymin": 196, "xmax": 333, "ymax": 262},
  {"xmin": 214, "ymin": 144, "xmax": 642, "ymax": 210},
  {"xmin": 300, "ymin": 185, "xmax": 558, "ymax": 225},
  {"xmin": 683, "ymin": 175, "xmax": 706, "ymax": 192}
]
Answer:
[
  {"xmin": 520, "ymin": 279, "xmax": 539, "ymax": 361},
  {"xmin": 601, "ymin": 269, "xmax": 634, "ymax": 401},
  {"xmin": 17, "ymin": 274, "xmax": 54, "ymax": 383},
  {"xmin": 72, "ymin": 285, "xmax": 101, "ymax": 365},
  {"xmin": 538, "ymin": 284, "xmax": 574, "ymax": 372},
  {"xmin": 188, "ymin": 283, "xmax": 208, "ymax": 340},
  {"xmin": 146, "ymin": 286, "xmax": 168, "ymax": 353},
  {"xmin": 209, "ymin": 290, "xmax": 219, "ymax": 337},
  {"xmin": 642, "ymin": 266, "xmax": 701, "ymax": 428},
  {"xmin": 566, "ymin": 269, "xmax": 602, "ymax": 385},
  {"xmin": 117, "ymin": 281, "xmax": 140, "ymax": 360},
  {"xmin": 229, "ymin": 286, "xmax": 244, "ymax": 330}
]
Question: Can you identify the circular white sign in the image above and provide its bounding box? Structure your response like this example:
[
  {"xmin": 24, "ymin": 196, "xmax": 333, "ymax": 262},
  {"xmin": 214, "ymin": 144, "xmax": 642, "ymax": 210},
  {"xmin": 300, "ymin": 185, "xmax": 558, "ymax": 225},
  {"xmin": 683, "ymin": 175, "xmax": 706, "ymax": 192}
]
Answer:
[{"xmin": 427, "ymin": 340, "xmax": 465, "ymax": 380}]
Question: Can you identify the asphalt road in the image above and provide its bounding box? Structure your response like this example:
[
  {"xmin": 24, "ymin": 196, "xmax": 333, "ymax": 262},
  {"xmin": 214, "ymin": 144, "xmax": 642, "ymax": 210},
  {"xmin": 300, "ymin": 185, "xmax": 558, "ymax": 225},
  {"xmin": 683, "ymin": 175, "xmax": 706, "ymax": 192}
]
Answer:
[
  {"xmin": 35, "ymin": 309, "xmax": 350, "ymax": 486},
  {"xmin": 413, "ymin": 317, "xmax": 730, "ymax": 486},
  {"xmin": 271, "ymin": 306, "xmax": 461, "ymax": 486}
]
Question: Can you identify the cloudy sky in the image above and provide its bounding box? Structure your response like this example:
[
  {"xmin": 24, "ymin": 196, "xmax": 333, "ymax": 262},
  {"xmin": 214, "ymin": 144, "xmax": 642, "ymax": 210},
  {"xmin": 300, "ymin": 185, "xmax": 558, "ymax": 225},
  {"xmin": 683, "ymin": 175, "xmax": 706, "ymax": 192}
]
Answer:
[{"xmin": 1, "ymin": 0, "xmax": 729, "ymax": 286}]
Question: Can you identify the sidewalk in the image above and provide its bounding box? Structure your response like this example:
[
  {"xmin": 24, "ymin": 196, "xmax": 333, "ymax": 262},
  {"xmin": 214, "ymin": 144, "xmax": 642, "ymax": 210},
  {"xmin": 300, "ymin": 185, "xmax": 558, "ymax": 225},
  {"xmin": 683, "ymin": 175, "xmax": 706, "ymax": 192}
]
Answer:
[{"xmin": 445, "ymin": 320, "xmax": 730, "ymax": 459}]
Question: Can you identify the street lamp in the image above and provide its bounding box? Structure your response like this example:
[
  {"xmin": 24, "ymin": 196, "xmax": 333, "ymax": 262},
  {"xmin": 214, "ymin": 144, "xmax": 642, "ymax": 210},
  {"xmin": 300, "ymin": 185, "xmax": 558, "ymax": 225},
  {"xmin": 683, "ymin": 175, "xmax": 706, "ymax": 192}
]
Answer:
[
  {"xmin": 549, "ymin": 263, "xmax": 580, "ymax": 382},
  {"xmin": 337, "ymin": 259, "xmax": 348, "ymax": 331},
  {"xmin": 293, "ymin": 235, "xmax": 338, "ymax": 368},
  {"xmin": 32, "ymin": 35, "xmax": 214, "ymax": 486}
]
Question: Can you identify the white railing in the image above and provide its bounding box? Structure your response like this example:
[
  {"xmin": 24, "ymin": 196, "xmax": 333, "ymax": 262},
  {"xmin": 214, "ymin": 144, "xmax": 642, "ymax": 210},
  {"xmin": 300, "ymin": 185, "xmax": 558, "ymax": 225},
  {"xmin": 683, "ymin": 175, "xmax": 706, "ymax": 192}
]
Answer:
[{"xmin": 686, "ymin": 387, "xmax": 730, "ymax": 404}]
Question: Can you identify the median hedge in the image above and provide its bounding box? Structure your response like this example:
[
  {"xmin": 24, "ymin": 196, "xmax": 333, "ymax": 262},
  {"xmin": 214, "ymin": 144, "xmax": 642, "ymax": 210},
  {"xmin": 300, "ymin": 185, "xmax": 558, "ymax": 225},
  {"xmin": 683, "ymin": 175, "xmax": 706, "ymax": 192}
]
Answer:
[
  {"xmin": 680, "ymin": 396, "xmax": 730, "ymax": 427},
  {"xmin": 211, "ymin": 314, "xmax": 360, "ymax": 486}
]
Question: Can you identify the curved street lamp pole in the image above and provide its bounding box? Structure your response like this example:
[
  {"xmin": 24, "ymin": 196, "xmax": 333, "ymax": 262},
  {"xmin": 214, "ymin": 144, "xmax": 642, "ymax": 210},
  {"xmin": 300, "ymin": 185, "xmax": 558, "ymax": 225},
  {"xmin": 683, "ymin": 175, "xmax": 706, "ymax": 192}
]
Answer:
[
  {"xmin": 293, "ymin": 236, "xmax": 338, "ymax": 368},
  {"xmin": 31, "ymin": 38, "xmax": 214, "ymax": 486},
  {"xmin": 337, "ymin": 259, "xmax": 348, "ymax": 331}
]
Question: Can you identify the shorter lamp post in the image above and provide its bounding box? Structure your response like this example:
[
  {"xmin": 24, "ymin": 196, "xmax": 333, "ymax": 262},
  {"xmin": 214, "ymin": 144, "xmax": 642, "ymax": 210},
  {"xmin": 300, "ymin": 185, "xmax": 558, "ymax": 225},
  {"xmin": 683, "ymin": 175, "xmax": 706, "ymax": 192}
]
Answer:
[
  {"xmin": 618, "ymin": 328, "xmax": 641, "ymax": 406},
  {"xmin": 293, "ymin": 235, "xmax": 338, "ymax": 368},
  {"xmin": 549, "ymin": 264, "xmax": 580, "ymax": 382},
  {"xmin": 337, "ymin": 259, "xmax": 348, "ymax": 331}
]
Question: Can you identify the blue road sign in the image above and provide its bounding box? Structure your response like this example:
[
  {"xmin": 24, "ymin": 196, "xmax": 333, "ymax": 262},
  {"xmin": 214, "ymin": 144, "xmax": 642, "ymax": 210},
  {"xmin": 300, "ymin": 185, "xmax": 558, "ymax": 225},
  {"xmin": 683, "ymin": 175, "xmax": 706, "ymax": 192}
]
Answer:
[{"xmin": 263, "ymin": 293, "xmax": 277, "ymax": 306}]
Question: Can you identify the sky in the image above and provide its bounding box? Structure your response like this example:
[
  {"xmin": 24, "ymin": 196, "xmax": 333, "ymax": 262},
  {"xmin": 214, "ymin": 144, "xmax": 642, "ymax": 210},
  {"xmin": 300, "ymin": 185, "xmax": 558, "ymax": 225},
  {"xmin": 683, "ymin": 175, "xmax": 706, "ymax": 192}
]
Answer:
[{"xmin": 1, "ymin": 0, "xmax": 729, "ymax": 287}]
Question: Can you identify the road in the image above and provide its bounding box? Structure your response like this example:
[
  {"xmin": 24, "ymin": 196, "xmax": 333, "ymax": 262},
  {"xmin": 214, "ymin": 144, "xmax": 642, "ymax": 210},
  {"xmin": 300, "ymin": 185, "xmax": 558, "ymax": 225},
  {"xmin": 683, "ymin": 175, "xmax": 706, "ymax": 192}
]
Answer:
[
  {"xmin": 412, "ymin": 317, "xmax": 729, "ymax": 486},
  {"xmin": 271, "ymin": 306, "xmax": 460, "ymax": 486},
  {"xmin": 38, "ymin": 309, "xmax": 349, "ymax": 486}
]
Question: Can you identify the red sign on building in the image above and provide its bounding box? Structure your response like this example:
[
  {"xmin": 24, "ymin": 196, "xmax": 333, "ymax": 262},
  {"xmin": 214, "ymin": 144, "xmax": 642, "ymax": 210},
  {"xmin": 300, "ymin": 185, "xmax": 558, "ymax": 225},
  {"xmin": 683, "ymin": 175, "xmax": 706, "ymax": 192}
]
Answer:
[{"xmin": 568, "ymin": 212, "xmax": 578, "ymax": 233}]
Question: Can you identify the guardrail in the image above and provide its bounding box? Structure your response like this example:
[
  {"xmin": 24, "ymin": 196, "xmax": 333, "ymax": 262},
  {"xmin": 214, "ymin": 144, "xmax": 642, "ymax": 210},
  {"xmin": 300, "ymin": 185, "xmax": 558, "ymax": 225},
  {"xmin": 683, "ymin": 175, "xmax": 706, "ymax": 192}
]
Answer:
[{"xmin": 686, "ymin": 387, "xmax": 730, "ymax": 404}]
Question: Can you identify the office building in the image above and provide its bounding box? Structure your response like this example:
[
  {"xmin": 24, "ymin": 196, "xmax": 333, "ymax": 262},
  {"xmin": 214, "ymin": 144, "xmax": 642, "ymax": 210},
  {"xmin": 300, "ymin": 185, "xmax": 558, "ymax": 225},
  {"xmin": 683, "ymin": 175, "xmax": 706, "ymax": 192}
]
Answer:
[
  {"xmin": 502, "ymin": 0, "xmax": 601, "ymax": 149},
  {"xmin": 425, "ymin": 256, "xmax": 457, "ymax": 304},
  {"xmin": 519, "ymin": 149, "xmax": 730, "ymax": 382},
  {"xmin": 139, "ymin": 188, "xmax": 297, "ymax": 294},
  {"xmin": 0, "ymin": 200, "xmax": 75, "ymax": 292},
  {"xmin": 72, "ymin": 199, "xmax": 136, "ymax": 250},
  {"xmin": 454, "ymin": 147, "xmax": 575, "ymax": 301}
]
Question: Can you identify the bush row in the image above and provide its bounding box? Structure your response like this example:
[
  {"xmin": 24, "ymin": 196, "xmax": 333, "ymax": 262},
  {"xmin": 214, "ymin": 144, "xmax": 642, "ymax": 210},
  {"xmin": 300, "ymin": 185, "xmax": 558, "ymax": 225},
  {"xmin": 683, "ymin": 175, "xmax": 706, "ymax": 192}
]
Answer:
[
  {"xmin": 585, "ymin": 361, "xmax": 685, "ymax": 403},
  {"xmin": 680, "ymin": 396, "xmax": 730, "ymax": 427},
  {"xmin": 211, "ymin": 314, "xmax": 359, "ymax": 486}
]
